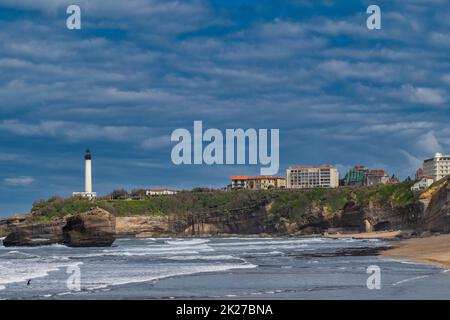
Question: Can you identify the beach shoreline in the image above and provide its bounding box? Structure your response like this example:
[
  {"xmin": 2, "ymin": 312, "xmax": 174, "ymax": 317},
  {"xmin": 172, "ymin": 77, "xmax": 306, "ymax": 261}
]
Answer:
[
  {"xmin": 326, "ymin": 231, "xmax": 450, "ymax": 269},
  {"xmin": 381, "ymin": 234, "xmax": 450, "ymax": 269}
]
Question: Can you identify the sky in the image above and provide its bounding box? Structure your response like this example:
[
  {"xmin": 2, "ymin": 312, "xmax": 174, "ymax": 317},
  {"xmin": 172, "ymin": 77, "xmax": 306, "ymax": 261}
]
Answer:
[{"xmin": 0, "ymin": 0, "xmax": 449, "ymax": 216}]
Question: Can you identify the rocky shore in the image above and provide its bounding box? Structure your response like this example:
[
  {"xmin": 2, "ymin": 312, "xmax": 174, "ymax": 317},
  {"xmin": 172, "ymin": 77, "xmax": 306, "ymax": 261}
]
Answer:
[{"xmin": 1, "ymin": 207, "xmax": 116, "ymax": 247}]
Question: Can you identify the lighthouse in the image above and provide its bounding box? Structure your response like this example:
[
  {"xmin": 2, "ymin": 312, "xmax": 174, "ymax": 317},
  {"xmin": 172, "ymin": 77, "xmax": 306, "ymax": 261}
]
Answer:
[
  {"xmin": 72, "ymin": 149, "xmax": 97, "ymax": 200},
  {"xmin": 85, "ymin": 149, "xmax": 92, "ymax": 193}
]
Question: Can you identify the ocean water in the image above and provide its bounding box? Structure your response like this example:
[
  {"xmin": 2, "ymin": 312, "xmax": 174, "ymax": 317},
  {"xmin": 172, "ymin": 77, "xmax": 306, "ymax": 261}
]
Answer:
[{"xmin": 0, "ymin": 236, "xmax": 449, "ymax": 299}]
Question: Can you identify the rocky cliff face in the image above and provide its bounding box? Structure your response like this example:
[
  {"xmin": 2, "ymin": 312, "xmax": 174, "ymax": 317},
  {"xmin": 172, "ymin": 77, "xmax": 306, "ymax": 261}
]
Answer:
[
  {"xmin": 115, "ymin": 205, "xmax": 268, "ymax": 237},
  {"xmin": 62, "ymin": 208, "xmax": 116, "ymax": 247},
  {"xmin": 334, "ymin": 201, "xmax": 423, "ymax": 233},
  {"xmin": 2, "ymin": 207, "xmax": 116, "ymax": 247},
  {"xmin": 115, "ymin": 216, "xmax": 172, "ymax": 237},
  {"xmin": 420, "ymin": 178, "xmax": 450, "ymax": 233}
]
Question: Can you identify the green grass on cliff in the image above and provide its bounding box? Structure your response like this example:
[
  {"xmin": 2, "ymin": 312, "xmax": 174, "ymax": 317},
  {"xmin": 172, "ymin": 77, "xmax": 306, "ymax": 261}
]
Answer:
[{"xmin": 30, "ymin": 181, "xmax": 416, "ymax": 223}]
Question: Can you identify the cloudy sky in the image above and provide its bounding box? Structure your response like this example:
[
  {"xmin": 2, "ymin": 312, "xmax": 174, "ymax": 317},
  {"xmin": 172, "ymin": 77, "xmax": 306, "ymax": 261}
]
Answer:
[{"xmin": 0, "ymin": 0, "xmax": 449, "ymax": 216}]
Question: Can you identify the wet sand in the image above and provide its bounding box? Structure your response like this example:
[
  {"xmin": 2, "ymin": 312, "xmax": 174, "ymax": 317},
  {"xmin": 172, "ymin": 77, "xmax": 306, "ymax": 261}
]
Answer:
[
  {"xmin": 382, "ymin": 234, "xmax": 450, "ymax": 269},
  {"xmin": 325, "ymin": 230, "xmax": 403, "ymax": 239}
]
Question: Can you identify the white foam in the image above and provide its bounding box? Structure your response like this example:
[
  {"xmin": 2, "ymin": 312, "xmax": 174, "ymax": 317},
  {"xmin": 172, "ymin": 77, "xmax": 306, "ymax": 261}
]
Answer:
[
  {"xmin": 168, "ymin": 254, "xmax": 244, "ymax": 261},
  {"xmin": 166, "ymin": 239, "xmax": 210, "ymax": 245},
  {"xmin": 0, "ymin": 262, "xmax": 64, "ymax": 288}
]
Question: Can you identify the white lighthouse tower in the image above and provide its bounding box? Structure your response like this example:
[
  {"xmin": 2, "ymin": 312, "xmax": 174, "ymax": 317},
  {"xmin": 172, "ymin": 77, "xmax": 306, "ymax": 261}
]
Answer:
[
  {"xmin": 84, "ymin": 149, "xmax": 93, "ymax": 193},
  {"xmin": 72, "ymin": 149, "xmax": 97, "ymax": 200}
]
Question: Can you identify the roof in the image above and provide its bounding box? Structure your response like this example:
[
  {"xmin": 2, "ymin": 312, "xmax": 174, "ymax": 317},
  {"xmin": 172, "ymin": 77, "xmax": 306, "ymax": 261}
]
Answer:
[
  {"xmin": 250, "ymin": 176, "xmax": 285, "ymax": 180},
  {"xmin": 231, "ymin": 176, "xmax": 249, "ymax": 180},
  {"xmin": 366, "ymin": 170, "xmax": 386, "ymax": 176},
  {"xmin": 231, "ymin": 175, "xmax": 285, "ymax": 180},
  {"xmin": 288, "ymin": 165, "xmax": 336, "ymax": 170},
  {"xmin": 147, "ymin": 188, "xmax": 177, "ymax": 192}
]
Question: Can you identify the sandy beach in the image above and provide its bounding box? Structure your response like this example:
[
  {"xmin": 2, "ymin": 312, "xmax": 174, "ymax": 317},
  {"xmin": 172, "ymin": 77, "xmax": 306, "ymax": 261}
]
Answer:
[
  {"xmin": 382, "ymin": 234, "xmax": 450, "ymax": 269},
  {"xmin": 326, "ymin": 231, "xmax": 450, "ymax": 269}
]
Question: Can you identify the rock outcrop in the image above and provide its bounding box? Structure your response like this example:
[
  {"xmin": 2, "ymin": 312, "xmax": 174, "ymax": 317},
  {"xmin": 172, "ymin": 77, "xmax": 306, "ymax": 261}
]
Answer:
[
  {"xmin": 420, "ymin": 177, "xmax": 450, "ymax": 233},
  {"xmin": 2, "ymin": 220, "xmax": 65, "ymax": 247},
  {"xmin": 116, "ymin": 216, "xmax": 173, "ymax": 237},
  {"xmin": 62, "ymin": 207, "xmax": 116, "ymax": 247}
]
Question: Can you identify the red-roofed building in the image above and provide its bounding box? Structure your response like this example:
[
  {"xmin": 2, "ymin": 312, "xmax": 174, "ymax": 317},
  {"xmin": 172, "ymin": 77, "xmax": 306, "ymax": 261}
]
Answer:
[
  {"xmin": 364, "ymin": 170, "xmax": 390, "ymax": 186},
  {"xmin": 230, "ymin": 176, "xmax": 250, "ymax": 189}
]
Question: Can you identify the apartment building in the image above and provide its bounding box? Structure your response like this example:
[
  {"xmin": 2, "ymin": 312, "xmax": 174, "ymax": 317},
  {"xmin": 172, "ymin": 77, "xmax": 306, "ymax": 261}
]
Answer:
[
  {"xmin": 423, "ymin": 153, "xmax": 450, "ymax": 182},
  {"xmin": 286, "ymin": 166, "xmax": 339, "ymax": 189}
]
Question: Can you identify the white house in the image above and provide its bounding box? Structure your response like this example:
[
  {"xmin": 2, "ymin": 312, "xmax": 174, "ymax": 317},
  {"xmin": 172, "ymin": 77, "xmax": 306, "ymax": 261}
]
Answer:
[
  {"xmin": 145, "ymin": 188, "xmax": 178, "ymax": 196},
  {"xmin": 411, "ymin": 176, "xmax": 434, "ymax": 191}
]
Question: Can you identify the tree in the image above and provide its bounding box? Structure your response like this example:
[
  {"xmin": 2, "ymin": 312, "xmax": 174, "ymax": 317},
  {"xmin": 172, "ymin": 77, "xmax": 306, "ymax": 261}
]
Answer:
[
  {"xmin": 131, "ymin": 188, "xmax": 146, "ymax": 200},
  {"xmin": 108, "ymin": 189, "xmax": 129, "ymax": 200}
]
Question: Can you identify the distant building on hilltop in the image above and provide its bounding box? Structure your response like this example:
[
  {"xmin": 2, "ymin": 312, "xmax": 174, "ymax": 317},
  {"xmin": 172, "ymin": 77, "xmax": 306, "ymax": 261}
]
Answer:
[
  {"xmin": 342, "ymin": 166, "xmax": 397, "ymax": 187},
  {"xmin": 286, "ymin": 166, "xmax": 339, "ymax": 189},
  {"xmin": 230, "ymin": 175, "xmax": 285, "ymax": 190},
  {"xmin": 248, "ymin": 176, "xmax": 286, "ymax": 190},
  {"xmin": 364, "ymin": 169, "xmax": 390, "ymax": 186},
  {"xmin": 343, "ymin": 165, "xmax": 368, "ymax": 186},
  {"xmin": 230, "ymin": 176, "xmax": 250, "ymax": 189},
  {"xmin": 411, "ymin": 176, "xmax": 434, "ymax": 191},
  {"xmin": 415, "ymin": 168, "xmax": 424, "ymax": 181},
  {"xmin": 423, "ymin": 152, "xmax": 450, "ymax": 182},
  {"xmin": 145, "ymin": 188, "xmax": 178, "ymax": 196}
]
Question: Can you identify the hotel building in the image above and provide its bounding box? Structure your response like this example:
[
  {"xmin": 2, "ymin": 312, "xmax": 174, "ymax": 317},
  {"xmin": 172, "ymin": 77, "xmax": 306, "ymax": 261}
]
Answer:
[
  {"xmin": 286, "ymin": 166, "xmax": 339, "ymax": 189},
  {"xmin": 423, "ymin": 153, "xmax": 450, "ymax": 182}
]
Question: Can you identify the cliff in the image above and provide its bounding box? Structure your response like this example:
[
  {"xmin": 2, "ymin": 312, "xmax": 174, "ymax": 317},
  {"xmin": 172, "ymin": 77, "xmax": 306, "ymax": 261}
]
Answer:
[
  {"xmin": 2, "ymin": 178, "xmax": 450, "ymax": 242},
  {"xmin": 419, "ymin": 176, "xmax": 450, "ymax": 233}
]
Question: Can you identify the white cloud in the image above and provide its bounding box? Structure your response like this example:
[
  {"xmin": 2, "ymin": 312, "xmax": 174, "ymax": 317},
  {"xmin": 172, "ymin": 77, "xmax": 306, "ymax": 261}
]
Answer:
[
  {"xmin": 4, "ymin": 176, "xmax": 35, "ymax": 186},
  {"xmin": 400, "ymin": 150, "xmax": 422, "ymax": 171},
  {"xmin": 0, "ymin": 120, "xmax": 154, "ymax": 142},
  {"xmin": 416, "ymin": 131, "xmax": 442, "ymax": 155},
  {"xmin": 141, "ymin": 135, "xmax": 170, "ymax": 149}
]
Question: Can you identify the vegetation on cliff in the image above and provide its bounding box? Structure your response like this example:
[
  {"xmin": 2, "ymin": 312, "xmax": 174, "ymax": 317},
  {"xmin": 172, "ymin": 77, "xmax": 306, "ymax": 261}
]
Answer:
[{"xmin": 29, "ymin": 181, "xmax": 416, "ymax": 224}]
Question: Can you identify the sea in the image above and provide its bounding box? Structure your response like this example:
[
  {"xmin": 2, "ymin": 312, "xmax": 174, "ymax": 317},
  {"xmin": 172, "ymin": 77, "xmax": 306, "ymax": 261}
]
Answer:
[{"xmin": 0, "ymin": 236, "xmax": 449, "ymax": 299}]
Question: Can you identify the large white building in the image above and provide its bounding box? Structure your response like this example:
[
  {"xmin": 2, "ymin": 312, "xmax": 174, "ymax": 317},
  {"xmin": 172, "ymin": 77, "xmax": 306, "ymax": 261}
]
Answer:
[
  {"xmin": 286, "ymin": 166, "xmax": 339, "ymax": 189},
  {"xmin": 423, "ymin": 152, "xmax": 450, "ymax": 182},
  {"xmin": 72, "ymin": 149, "xmax": 97, "ymax": 200}
]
